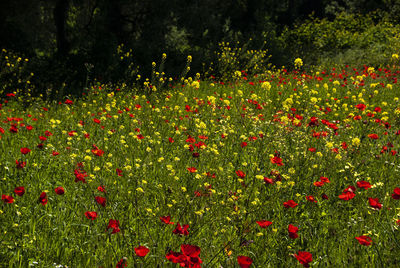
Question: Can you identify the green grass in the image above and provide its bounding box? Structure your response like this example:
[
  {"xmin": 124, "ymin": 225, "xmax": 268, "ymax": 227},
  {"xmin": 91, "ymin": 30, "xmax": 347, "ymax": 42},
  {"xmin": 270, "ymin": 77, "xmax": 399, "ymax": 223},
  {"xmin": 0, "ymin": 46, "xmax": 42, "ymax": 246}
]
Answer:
[{"xmin": 1, "ymin": 65, "xmax": 400, "ymax": 267}]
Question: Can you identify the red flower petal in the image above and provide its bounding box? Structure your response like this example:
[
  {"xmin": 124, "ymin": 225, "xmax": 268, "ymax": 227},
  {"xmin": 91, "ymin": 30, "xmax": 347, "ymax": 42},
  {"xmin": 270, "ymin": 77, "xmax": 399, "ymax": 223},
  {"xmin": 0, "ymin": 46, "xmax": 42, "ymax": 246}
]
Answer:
[
  {"xmin": 166, "ymin": 251, "xmax": 185, "ymax": 264},
  {"xmin": 55, "ymin": 186, "xmax": 65, "ymax": 195},
  {"xmin": 14, "ymin": 186, "xmax": 25, "ymax": 196},
  {"xmin": 295, "ymin": 251, "xmax": 312, "ymax": 267},
  {"xmin": 283, "ymin": 200, "xmax": 298, "ymax": 208},
  {"xmin": 237, "ymin": 255, "xmax": 253, "ymax": 268},
  {"xmin": 355, "ymin": 235, "xmax": 372, "ymax": 246},
  {"xmin": 181, "ymin": 244, "xmax": 201, "ymax": 257},
  {"xmin": 368, "ymin": 197, "xmax": 382, "ymax": 210},
  {"xmin": 357, "ymin": 181, "xmax": 371, "ymax": 189},
  {"xmin": 256, "ymin": 220, "xmax": 273, "ymax": 228},
  {"xmin": 2, "ymin": 195, "xmax": 14, "ymax": 203},
  {"xmin": 160, "ymin": 215, "xmax": 174, "ymax": 224},
  {"xmin": 339, "ymin": 192, "xmax": 355, "ymax": 201},
  {"xmin": 134, "ymin": 245, "xmax": 150, "ymax": 257},
  {"xmin": 85, "ymin": 211, "xmax": 98, "ymax": 220}
]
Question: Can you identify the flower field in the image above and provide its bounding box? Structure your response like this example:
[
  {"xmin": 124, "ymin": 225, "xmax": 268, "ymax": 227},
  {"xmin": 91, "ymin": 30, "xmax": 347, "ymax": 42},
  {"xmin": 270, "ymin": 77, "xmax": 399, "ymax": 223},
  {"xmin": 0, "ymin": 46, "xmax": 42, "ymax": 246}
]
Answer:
[{"xmin": 1, "ymin": 63, "xmax": 400, "ymax": 267}]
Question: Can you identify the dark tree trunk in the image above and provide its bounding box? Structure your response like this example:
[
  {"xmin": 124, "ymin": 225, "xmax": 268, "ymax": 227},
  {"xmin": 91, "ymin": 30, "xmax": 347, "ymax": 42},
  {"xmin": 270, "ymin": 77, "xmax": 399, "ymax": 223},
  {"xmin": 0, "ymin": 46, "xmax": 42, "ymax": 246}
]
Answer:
[
  {"xmin": 107, "ymin": 1, "xmax": 126, "ymax": 45},
  {"xmin": 54, "ymin": 0, "xmax": 70, "ymax": 56}
]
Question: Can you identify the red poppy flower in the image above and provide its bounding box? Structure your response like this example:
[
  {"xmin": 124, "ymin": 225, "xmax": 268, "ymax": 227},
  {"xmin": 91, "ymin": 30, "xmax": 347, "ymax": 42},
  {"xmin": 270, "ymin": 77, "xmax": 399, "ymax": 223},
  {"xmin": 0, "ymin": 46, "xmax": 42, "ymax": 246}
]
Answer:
[
  {"xmin": 137, "ymin": 134, "xmax": 144, "ymax": 140},
  {"xmin": 355, "ymin": 235, "xmax": 372, "ymax": 246},
  {"xmin": 288, "ymin": 224, "xmax": 299, "ymax": 239},
  {"xmin": 166, "ymin": 251, "xmax": 186, "ymax": 264},
  {"xmin": 92, "ymin": 149, "xmax": 104, "ymax": 156},
  {"xmin": 181, "ymin": 244, "xmax": 202, "ymax": 266},
  {"xmin": 74, "ymin": 168, "xmax": 88, "ymax": 183},
  {"xmin": 93, "ymin": 118, "xmax": 101, "ymax": 124},
  {"xmin": 38, "ymin": 192, "xmax": 48, "ymax": 205},
  {"xmin": 343, "ymin": 185, "xmax": 356, "ymax": 193},
  {"xmin": 341, "ymin": 142, "xmax": 348, "ymax": 149},
  {"xmin": 9, "ymin": 124, "xmax": 18, "ymax": 133},
  {"xmin": 97, "ymin": 185, "xmax": 106, "ymax": 192},
  {"xmin": 331, "ymin": 147, "xmax": 339, "ymax": 154},
  {"xmin": 116, "ymin": 257, "xmax": 128, "ymax": 268},
  {"xmin": 134, "ymin": 245, "xmax": 150, "ymax": 257},
  {"xmin": 172, "ymin": 222, "xmax": 189, "ymax": 236},
  {"xmin": 237, "ymin": 255, "xmax": 253, "ymax": 268},
  {"xmin": 339, "ymin": 191, "xmax": 356, "ymax": 200},
  {"xmin": 321, "ymin": 193, "xmax": 329, "ymax": 200},
  {"xmin": 294, "ymin": 251, "xmax": 312, "ymax": 267},
  {"xmin": 339, "ymin": 185, "xmax": 356, "ymax": 200},
  {"xmin": 95, "ymin": 196, "xmax": 106, "ymax": 207},
  {"xmin": 194, "ymin": 141, "xmax": 206, "ymax": 149},
  {"xmin": 16, "ymin": 160, "xmax": 26, "ymax": 169},
  {"xmin": 116, "ymin": 168, "xmax": 123, "ymax": 176},
  {"xmin": 392, "ymin": 188, "xmax": 400, "ymax": 199},
  {"xmin": 107, "ymin": 219, "xmax": 120, "ymax": 233},
  {"xmin": 313, "ymin": 181, "xmax": 324, "ymax": 187},
  {"xmin": 241, "ymin": 142, "xmax": 248, "ymax": 148},
  {"xmin": 2, "ymin": 195, "xmax": 14, "ymax": 203},
  {"xmin": 187, "ymin": 167, "xmax": 197, "ymax": 173},
  {"xmin": 188, "ymin": 144, "xmax": 194, "ymax": 152},
  {"xmin": 306, "ymin": 195, "xmax": 317, "ymax": 203},
  {"xmin": 160, "ymin": 215, "xmax": 174, "ymax": 225},
  {"xmin": 256, "ymin": 220, "xmax": 273, "ymax": 228},
  {"xmin": 355, "ymin": 103, "xmax": 366, "ymax": 111},
  {"xmin": 368, "ymin": 198, "xmax": 382, "ymax": 210},
  {"xmin": 85, "ymin": 211, "xmax": 98, "ymax": 220},
  {"xmin": 264, "ymin": 177, "xmax": 274, "ymax": 184},
  {"xmin": 357, "ymin": 181, "xmax": 372, "ymax": 189},
  {"xmin": 20, "ymin": 147, "xmax": 31, "ymax": 154},
  {"xmin": 368, "ymin": 133, "xmax": 379, "ymax": 140},
  {"xmin": 54, "ymin": 186, "xmax": 65, "ymax": 195},
  {"xmin": 166, "ymin": 244, "xmax": 202, "ymax": 267},
  {"xmin": 270, "ymin": 156, "xmax": 284, "ymax": 166},
  {"xmin": 14, "ymin": 186, "xmax": 25, "ymax": 196},
  {"xmin": 283, "ymin": 200, "xmax": 298, "ymax": 208},
  {"xmin": 320, "ymin": 177, "xmax": 330, "ymax": 183},
  {"xmin": 181, "ymin": 244, "xmax": 200, "ymax": 255},
  {"xmin": 236, "ymin": 170, "xmax": 245, "ymax": 178},
  {"xmin": 168, "ymin": 137, "xmax": 174, "ymax": 143}
]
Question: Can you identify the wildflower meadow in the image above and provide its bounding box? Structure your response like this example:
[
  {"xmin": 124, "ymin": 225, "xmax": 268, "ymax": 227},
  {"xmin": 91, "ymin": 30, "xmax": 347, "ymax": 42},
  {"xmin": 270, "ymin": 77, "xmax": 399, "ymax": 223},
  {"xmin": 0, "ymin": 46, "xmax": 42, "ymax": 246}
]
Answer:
[{"xmin": 1, "ymin": 53, "xmax": 400, "ymax": 267}]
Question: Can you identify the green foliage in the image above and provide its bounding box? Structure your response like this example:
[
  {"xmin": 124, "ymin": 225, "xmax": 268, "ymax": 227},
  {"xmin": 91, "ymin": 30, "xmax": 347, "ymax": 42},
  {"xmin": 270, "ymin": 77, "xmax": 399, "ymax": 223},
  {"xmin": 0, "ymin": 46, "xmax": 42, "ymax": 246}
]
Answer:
[
  {"xmin": 1, "ymin": 64, "xmax": 400, "ymax": 266},
  {"xmin": 209, "ymin": 40, "xmax": 272, "ymax": 81},
  {"xmin": 4, "ymin": 0, "xmax": 400, "ymax": 97},
  {"xmin": 0, "ymin": 49, "xmax": 35, "ymax": 104},
  {"xmin": 107, "ymin": 44, "xmax": 140, "ymax": 88},
  {"xmin": 279, "ymin": 12, "xmax": 400, "ymax": 68}
]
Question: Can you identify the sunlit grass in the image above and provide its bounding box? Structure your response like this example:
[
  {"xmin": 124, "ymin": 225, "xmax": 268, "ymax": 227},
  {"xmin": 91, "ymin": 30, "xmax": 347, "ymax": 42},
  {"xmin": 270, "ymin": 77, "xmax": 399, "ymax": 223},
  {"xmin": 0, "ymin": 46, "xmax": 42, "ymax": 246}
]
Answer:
[{"xmin": 1, "ymin": 63, "xmax": 400, "ymax": 267}]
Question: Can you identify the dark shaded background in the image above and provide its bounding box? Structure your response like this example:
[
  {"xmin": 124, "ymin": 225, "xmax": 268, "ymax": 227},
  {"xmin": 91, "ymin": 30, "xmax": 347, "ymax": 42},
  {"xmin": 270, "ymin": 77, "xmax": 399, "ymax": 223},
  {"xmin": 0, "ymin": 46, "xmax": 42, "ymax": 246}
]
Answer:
[{"xmin": 1, "ymin": 0, "xmax": 399, "ymax": 96}]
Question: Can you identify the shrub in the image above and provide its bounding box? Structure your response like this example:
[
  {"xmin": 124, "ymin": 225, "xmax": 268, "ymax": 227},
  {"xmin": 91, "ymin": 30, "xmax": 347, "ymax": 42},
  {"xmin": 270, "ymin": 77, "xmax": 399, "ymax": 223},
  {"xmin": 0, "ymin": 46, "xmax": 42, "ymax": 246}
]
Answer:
[{"xmin": 279, "ymin": 12, "xmax": 400, "ymax": 69}]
